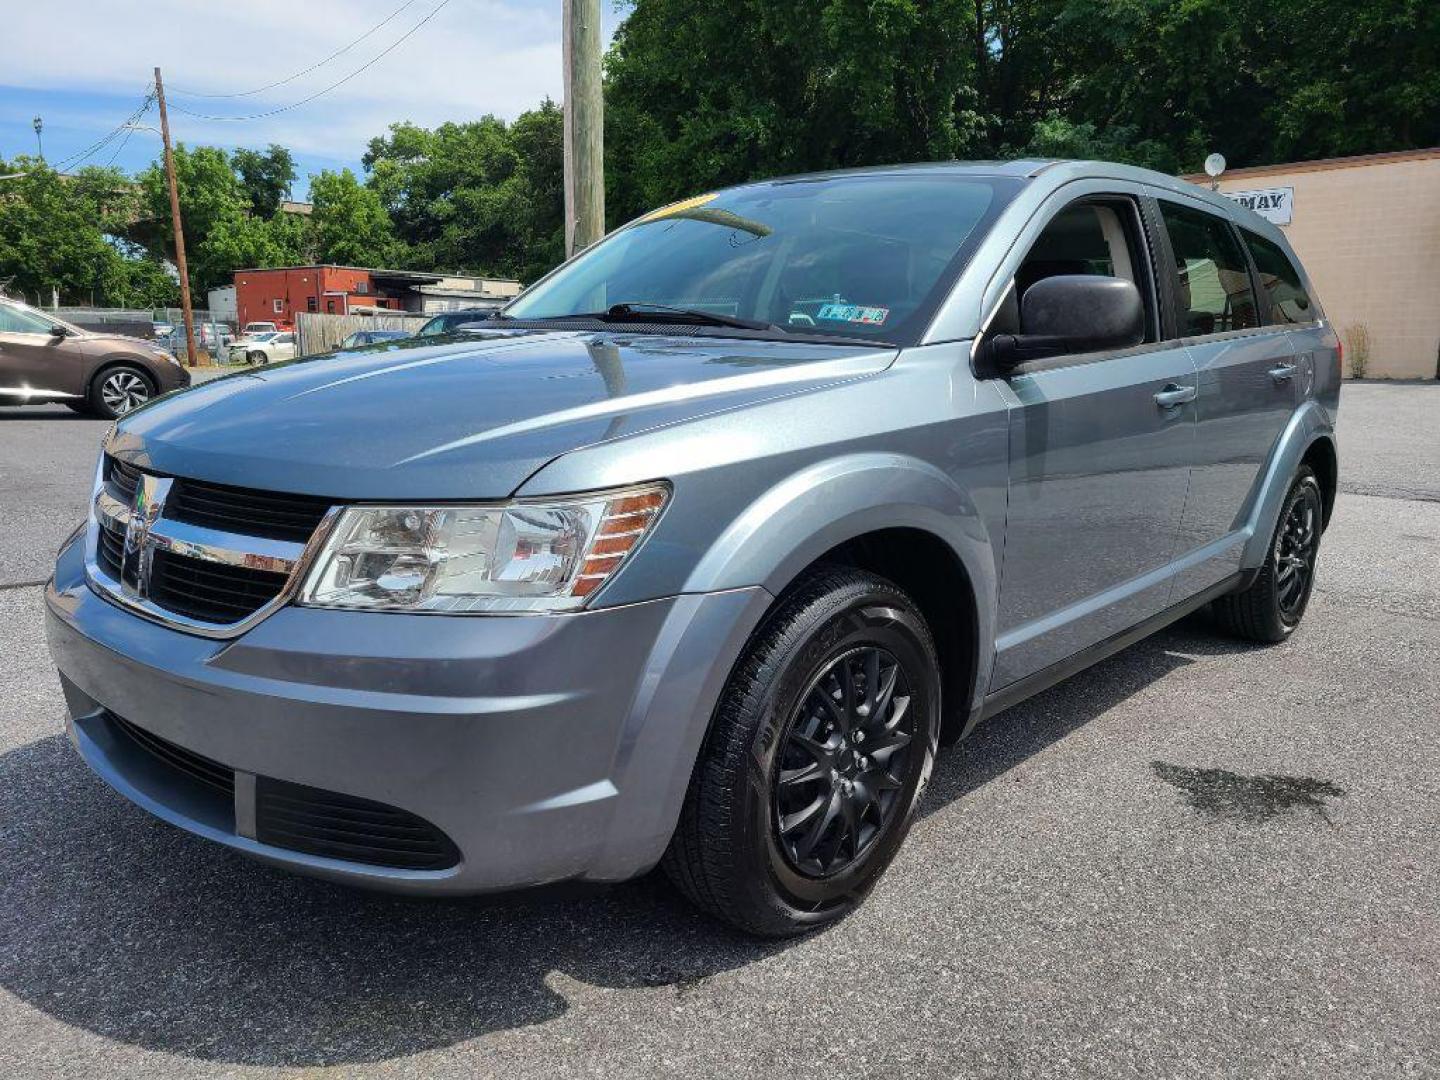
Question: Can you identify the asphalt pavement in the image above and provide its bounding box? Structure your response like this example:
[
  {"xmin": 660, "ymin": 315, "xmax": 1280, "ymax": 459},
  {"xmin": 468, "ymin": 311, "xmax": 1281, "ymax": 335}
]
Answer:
[{"xmin": 0, "ymin": 382, "xmax": 1436, "ymax": 1078}]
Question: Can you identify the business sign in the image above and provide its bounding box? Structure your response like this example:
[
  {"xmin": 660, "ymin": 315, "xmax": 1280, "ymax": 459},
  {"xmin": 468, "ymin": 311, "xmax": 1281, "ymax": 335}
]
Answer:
[{"xmin": 1223, "ymin": 186, "xmax": 1294, "ymax": 225}]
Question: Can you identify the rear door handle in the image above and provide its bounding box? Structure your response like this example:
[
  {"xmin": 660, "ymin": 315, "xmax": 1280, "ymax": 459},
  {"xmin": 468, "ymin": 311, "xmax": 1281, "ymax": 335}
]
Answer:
[
  {"xmin": 1154, "ymin": 384, "xmax": 1197, "ymax": 408},
  {"xmin": 1269, "ymin": 363, "xmax": 1297, "ymax": 383}
]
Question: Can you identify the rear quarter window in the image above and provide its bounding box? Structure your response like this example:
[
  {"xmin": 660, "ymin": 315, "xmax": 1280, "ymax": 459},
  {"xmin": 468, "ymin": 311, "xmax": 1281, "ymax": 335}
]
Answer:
[{"xmin": 1243, "ymin": 230, "xmax": 1315, "ymax": 324}]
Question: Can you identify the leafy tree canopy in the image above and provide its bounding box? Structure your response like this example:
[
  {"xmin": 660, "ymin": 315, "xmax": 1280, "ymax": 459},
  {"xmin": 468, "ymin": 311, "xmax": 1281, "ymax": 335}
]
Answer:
[
  {"xmin": 0, "ymin": 157, "xmax": 177, "ymax": 308},
  {"xmin": 231, "ymin": 144, "xmax": 297, "ymax": 218}
]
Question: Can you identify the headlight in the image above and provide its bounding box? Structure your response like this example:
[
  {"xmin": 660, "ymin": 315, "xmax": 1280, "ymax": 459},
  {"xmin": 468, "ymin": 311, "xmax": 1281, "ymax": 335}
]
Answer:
[{"xmin": 298, "ymin": 483, "xmax": 669, "ymax": 613}]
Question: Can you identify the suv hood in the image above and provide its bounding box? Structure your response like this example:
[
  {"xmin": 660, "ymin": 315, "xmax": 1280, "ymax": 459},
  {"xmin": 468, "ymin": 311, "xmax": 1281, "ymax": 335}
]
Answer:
[{"xmin": 110, "ymin": 330, "xmax": 894, "ymax": 499}]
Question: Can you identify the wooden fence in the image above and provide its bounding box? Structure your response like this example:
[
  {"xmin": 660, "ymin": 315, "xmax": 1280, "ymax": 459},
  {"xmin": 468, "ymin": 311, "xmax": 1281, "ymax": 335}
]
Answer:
[{"xmin": 295, "ymin": 312, "xmax": 430, "ymax": 356}]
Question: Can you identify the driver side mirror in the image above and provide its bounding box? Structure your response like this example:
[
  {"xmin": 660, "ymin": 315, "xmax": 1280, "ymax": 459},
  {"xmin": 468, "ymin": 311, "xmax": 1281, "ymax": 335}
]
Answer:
[
  {"xmin": 49, "ymin": 324, "xmax": 69, "ymax": 338},
  {"xmin": 983, "ymin": 275, "xmax": 1144, "ymax": 371}
]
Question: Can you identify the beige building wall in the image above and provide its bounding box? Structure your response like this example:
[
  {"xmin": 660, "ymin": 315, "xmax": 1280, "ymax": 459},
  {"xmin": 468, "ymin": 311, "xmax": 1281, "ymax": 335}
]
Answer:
[{"xmin": 1186, "ymin": 149, "xmax": 1440, "ymax": 379}]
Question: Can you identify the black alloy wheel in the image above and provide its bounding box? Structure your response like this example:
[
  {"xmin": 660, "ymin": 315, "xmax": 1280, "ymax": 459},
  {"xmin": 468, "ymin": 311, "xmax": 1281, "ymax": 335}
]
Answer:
[
  {"xmin": 774, "ymin": 646, "xmax": 915, "ymax": 878},
  {"xmin": 1274, "ymin": 482, "xmax": 1321, "ymax": 621},
  {"xmin": 1212, "ymin": 465, "xmax": 1324, "ymax": 642},
  {"xmin": 663, "ymin": 566, "xmax": 940, "ymax": 937}
]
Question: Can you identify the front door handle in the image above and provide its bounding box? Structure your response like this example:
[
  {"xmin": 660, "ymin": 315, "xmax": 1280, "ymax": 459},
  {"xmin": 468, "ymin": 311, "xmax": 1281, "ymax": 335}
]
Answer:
[
  {"xmin": 1269, "ymin": 362, "xmax": 1297, "ymax": 383},
  {"xmin": 1154, "ymin": 384, "xmax": 1197, "ymax": 409}
]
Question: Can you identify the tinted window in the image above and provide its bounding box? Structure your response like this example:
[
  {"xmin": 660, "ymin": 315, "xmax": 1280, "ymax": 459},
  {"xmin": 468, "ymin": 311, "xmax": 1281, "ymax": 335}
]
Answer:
[
  {"xmin": 0, "ymin": 304, "xmax": 56, "ymax": 334},
  {"xmin": 1243, "ymin": 230, "xmax": 1313, "ymax": 324},
  {"xmin": 1159, "ymin": 203, "xmax": 1259, "ymax": 336},
  {"xmin": 509, "ymin": 175, "xmax": 1022, "ymax": 345},
  {"xmin": 1010, "ymin": 200, "xmax": 1155, "ymax": 343}
]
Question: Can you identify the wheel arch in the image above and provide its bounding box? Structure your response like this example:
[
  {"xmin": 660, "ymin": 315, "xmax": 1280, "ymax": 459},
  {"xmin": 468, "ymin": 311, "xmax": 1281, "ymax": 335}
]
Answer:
[
  {"xmin": 1240, "ymin": 402, "xmax": 1337, "ymax": 569},
  {"xmin": 88, "ymin": 355, "xmax": 159, "ymax": 398},
  {"xmin": 683, "ymin": 453, "xmax": 999, "ymax": 739},
  {"xmin": 801, "ymin": 528, "xmax": 981, "ymax": 746},
  {"xmin": 1301, "ymin": 434, "xmax": 1338, "ymax": 529}
]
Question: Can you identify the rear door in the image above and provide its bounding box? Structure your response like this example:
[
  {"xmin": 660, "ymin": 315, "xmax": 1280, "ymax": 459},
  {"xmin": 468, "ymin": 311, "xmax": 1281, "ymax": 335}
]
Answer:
[
  {"xmin": 1151, "ymin": 198, "xmax": 1300, "ymax": 600},
  {"xmin": 986, "ymin": 188, "xmax": 1199, "ymax": 689}
]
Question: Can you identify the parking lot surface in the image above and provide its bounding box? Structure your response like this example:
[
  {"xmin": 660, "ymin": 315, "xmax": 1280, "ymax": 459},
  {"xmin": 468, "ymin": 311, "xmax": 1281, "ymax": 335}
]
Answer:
[{"xmin": 1, "ymin": 382, "xmax": 1436, "ymax": 1078}]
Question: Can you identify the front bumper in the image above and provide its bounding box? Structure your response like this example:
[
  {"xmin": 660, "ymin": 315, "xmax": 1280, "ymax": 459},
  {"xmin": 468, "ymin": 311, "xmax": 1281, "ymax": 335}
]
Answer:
[{"xmin": 46, "ymin": 533, "xmax": 769, "ymax": 894}]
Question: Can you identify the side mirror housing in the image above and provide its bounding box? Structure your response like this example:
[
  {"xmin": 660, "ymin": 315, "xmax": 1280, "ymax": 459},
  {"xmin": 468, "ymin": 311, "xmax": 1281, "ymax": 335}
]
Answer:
[
  {"xmin": 985, "ymin": 275, "xmax": 1144, "ymax": 370},
  {"xmin": 49, "ymin": 324, "xmax": 69, "ymax": 338}
]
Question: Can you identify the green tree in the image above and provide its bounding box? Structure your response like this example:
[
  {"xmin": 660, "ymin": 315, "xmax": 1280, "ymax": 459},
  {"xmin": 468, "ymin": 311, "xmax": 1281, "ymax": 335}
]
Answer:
[
  {"xmin": 232, "ymin": 144, "xmax": 297, "ymax": 217},
  {"xmin": 503, "ymin": 99, "xmax": 565, "ymax": 281},
  {"xmin": 361, "ymin": 102, "xmax": 564, "ymax": 280},
  {"xmin": 0, "ymin": 157, "xmax": 169, "ymax": 306},
  {"xmin": 136, "ymin": 143, "xmax": 310, "ymax": 292},
  {"xmin": 309, "ymin": 167, "xmax": 396, "ymax": 266},
  {"xmin": 604, "ymin": 0, "xmax": 984, "ymax": 222},
  {"xmin": 136, "ymin": 143, "xmax": 249, "ymax": 291}
]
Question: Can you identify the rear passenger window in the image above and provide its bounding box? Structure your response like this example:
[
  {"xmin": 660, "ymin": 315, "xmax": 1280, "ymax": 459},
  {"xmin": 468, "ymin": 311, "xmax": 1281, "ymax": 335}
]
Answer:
[
  {"xmin": 1243, "ymin": 230, "xmax": 1313, "ymax": 324},
  {"xmin": 1158, "ymin": 203, "xmax": 1259, "ymax": 336}
]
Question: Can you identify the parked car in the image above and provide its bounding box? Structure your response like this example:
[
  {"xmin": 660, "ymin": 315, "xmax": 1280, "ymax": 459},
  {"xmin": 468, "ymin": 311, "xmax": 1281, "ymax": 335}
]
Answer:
[
  {"xmin": 338, "ymin": 328, "xmax": 412, "ymax": 349},
  {"xmin": 415, "ymin": 307, "xmax": 504, "ymax": 337},
  {"xmin": 242, "ymin": 321, "xmax": 280, "ymax": 335},
  {"xmin": 46, "ymin": 161, "xmax": 1339, "ymax": 936},
  {"xmin": 156, "ymin": 322, "xmax": 233, "ymax": 355},
  {"xmin": 228, "ymin": 331, "xmax": 296, "ymax": 365},
  {"xmin": 0, "ymin": 297, "xmax": 189, "ymax": 418}
]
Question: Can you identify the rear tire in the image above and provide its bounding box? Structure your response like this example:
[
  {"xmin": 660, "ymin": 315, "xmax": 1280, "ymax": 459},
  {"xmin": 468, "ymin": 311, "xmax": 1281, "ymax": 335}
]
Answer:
[
  {"xmin": 662, "ymin": 566, "xmax": 940, "ymax": 937},
  {"xmin": 1212, "ymin": 465, "xmax": 1323, "ymax": 642}
]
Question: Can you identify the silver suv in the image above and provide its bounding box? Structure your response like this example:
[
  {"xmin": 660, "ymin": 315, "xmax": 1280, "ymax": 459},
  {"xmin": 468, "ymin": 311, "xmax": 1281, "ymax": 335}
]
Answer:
[{"xmin": 46, "ymin": 161, "xmax": 1339, "ymax": 936}]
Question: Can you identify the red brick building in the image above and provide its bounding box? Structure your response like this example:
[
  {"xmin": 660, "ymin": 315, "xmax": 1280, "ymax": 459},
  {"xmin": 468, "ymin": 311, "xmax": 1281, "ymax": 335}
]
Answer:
[{"xmin": 233, "ymin": 265, "xmax": 445, "ymax": 328}]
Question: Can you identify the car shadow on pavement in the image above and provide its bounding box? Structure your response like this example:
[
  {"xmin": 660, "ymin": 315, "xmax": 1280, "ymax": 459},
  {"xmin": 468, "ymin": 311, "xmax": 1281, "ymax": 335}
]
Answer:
[{"xmin": 0, "ymin": 615, "xmax": 1256, "ymax": 1067}]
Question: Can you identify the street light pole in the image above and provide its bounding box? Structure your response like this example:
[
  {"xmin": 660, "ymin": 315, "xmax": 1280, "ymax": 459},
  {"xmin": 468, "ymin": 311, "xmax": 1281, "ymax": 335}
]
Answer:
[
  {"xmin": 562, "ymin": 0, "xmax": 604, "ymax": 257},
  {"xmin": 154, "ymin": 67, "xmax": 198, "ymax": 368}
]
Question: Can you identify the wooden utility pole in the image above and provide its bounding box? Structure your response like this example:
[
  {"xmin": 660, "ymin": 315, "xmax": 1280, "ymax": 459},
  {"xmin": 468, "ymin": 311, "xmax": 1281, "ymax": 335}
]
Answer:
[
  {"xmin": 154, "ymin": 67, "xmax": 198, "ymax": 367},
  {"xmin": 562, "ymin": 0, "xmax": 604, "ymax": 257}
]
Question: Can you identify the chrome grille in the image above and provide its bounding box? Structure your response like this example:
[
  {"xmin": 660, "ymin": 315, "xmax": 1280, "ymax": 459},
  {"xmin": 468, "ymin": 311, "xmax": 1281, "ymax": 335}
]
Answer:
[{"xmin": 87, "ymin": 455, "xmax": 335, "ymax": 636}]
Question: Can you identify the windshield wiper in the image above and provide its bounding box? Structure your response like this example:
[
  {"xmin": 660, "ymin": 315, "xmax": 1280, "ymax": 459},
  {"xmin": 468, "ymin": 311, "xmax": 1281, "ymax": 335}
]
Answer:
[{"xmin": 603, "ymin": 302, "xmax": 778, "ymax": 332}]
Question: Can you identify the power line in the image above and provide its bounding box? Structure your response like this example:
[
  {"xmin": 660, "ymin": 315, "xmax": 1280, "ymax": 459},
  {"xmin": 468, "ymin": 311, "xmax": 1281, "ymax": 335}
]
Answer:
[
  {"xmin": 168, "ymin": 0, "xmax": 453, "ymax": 123},
  {"xmin": 50, "ymin": 89, "xmax": 156, "ymax": 172},
  {"xmin": 171, "ymin": 0, "xmax": 421, "ymax": 99},
  {"xmin": 101, "ymin": 103, "xmax": 149, "ymax": 169}
]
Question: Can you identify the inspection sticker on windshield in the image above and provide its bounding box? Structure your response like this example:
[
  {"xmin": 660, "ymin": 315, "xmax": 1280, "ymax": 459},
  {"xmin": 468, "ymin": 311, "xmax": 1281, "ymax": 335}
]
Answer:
[{"xmin": 816, "ymin": 303, "xmax": 889, "ymax": 326}]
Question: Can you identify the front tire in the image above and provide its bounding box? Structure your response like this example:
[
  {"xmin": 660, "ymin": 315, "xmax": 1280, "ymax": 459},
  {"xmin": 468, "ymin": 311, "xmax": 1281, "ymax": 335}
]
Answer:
[
  {"xmin": 247, "ymin": 350, "xmax": 266, "ymax": 365},
  {"xmin": 88, "ymin": 365, "xmax": 155, "ymax": 420},
  {"xmin": 662, "ymin": 567, "xmax": 940, "ymax": 937},
  {"xmin": 1212, "ymin": 465, "xmax": 1324, "ymax": 642}
]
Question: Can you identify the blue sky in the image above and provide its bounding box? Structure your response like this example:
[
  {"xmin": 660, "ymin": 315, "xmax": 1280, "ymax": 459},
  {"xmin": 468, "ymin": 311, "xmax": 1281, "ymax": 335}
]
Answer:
[{"xmin": 1, "ymin": 0, "xmax": 626, "ymax": 198}]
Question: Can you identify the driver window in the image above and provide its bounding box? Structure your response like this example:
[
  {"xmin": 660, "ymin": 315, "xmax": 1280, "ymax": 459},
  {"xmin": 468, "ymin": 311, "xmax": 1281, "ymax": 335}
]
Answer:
[
  {"xmin": 0, "ymin": 305, "xmax": 56, "ymax": 335},
  {"xmin": 995, "ymin": 199, "xmax": 1156, "ymax": 343}
]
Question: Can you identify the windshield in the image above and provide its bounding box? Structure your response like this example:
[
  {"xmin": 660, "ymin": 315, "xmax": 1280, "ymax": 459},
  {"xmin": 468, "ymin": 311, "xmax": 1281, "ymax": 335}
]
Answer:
[
  {"xmin": 247, "ymin": 332, "xmax": 277, "ymax": 342},
  {"xmin": 507, "ymin": 172, "xmax": 1021, "ymax": 344}
]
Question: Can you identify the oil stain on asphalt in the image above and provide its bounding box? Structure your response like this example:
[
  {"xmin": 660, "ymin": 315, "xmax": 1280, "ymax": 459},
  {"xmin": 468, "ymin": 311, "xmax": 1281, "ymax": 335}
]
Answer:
[{"xmin": 1151, "ymin": 762, "xmax": 1346, "ymax": 824}]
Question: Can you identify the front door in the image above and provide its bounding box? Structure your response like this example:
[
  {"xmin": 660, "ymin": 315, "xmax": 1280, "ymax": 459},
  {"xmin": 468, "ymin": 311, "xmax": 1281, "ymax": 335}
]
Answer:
[
  {"xmin": 988, "ymin": 196, "xmax": 1198, "ymax": 688},
  {"xmin": 0, "ymin": 304, "xmax": 69, "ymax": 399}
]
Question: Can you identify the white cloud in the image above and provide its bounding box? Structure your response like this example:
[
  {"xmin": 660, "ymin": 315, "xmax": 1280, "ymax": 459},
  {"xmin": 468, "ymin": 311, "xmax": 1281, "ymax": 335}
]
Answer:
[{"xmin": 6, "ymin": 0, "xmax": 602, "ymax": 160}]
